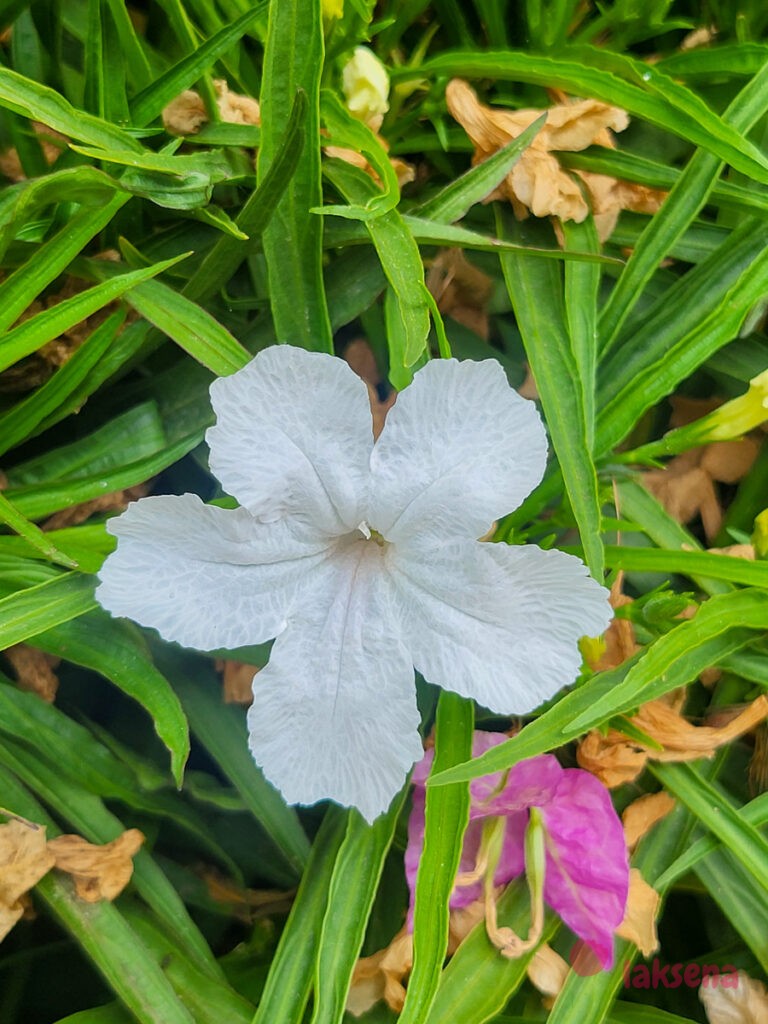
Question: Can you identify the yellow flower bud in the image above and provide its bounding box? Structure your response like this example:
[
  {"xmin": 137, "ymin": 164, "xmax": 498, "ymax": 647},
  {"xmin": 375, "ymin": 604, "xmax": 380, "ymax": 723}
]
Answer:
[
  {"xmin": 322, "ymin": 0, "xmax": 343, "ymax": 19},
  {"xmin": 753, "ymin": 509, "xmax": 768, "ymax": 560},
  {"xmin": 342, "ymin": 46, "xmax": 389, "ymax": 126}
]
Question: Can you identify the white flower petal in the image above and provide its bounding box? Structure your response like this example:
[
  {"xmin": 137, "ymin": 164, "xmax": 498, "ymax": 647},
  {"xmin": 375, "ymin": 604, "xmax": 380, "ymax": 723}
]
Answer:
[
  {"xmin": 206, "ymin": 346, "xmax": 374, "ymax": 535},
  {"xmin": 97, "ymin": 494, "xmax": 335, "ymax": 651},
  {"xmin": 388, "ymin": 539, "xmax": 611, "ymax": 713},
  {"xmin": 247, "ymin": 540, "xmax": 423, "ymax": 822},
  {"xmin": 369, "ymin": 359, "xmax": 547, "ymax": 544}
]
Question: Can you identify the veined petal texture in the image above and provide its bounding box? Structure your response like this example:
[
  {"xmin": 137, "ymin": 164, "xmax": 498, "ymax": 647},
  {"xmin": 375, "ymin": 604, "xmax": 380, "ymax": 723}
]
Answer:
[
  {"xmin": 247, "ymin": 538, "xmax": 423, "ymax": 823},
  {"xmin": 207, "ymin": 345, "xmax": 374, "ymax": 535},
  {"xmin": 388, "ymin": 538, "xmax": 611, "ymax": 714},
  {"xmin": 97, "ymin": 494, "xmax": 335, "ymax": 651},
  {"xmin": 369, "ymin": 358, "xmax": 547, "ymax": 544}
]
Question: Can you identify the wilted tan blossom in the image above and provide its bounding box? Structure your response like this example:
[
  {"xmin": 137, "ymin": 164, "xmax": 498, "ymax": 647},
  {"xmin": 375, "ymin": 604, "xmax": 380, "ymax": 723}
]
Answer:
[
  {"xmin": 426, "ymin": 249, "xmax": 494, "ymax": 339},
  {"xmin": 48, "ymin": 829, "xmax": 144, "ymax": 902},
  {"xmin": 577, "ymin": 692, "xmax": 768, "ymax": 788},
  {"xmin": 700, "ymin": 970, "xmax": 768, "ymax": 1024},
  {"xmin": 347, "ymin": 900, "xmax": 485, "ymax": 1016},
  {"xmin": 641, "ymin": 393, "xmax": 762, "ymax": 541},
  {"xmin": 445, "ymin": 78, "xmax": 666, "ymax": 241},
  {"xmin": 622, "ymin": 792, "xmax": 676, "ymax": 850},
  {"xmin": 0, "ymin": 819, "xmax": 54, "ymax": 942},
  {"xmin": 162, "ymin": 80, "xmax": 260, "ymax": 136},
  {"xmin": 3, "ymin": 644, "xmax": 60, "ymax": 703},
  {"xmin": 616, "ymin": 868, "xmax": 661, "ymax": 956}
]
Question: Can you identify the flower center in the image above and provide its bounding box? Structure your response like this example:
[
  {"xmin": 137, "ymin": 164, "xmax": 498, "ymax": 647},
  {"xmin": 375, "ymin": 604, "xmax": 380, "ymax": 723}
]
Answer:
[{"xmin": 356, "ymin": 520, "xmax": 387, "ymax": 547}]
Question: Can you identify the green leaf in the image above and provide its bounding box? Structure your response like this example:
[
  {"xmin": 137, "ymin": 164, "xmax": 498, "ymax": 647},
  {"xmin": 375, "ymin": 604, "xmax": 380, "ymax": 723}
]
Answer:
[
  {"xmin": 33, "ymin": 612, "xmax": 190, "ymax": 786},
  {"xmin": 310, "ymin": 792, "xmax": 407, "ymax": 1024},
  {"xmin": 596, "ymin": 225, "xmax": 768, "ymax": 455},
  {"xmin": 423, "ymin": 885, "xmax": 559, "ymax": 1024},
  {"xmin": 0, "ymin": 491, "xmax": 78, "ymax": 569},
  {"xmin": 128, "ymin": 4, "xmax": 268, "ymax": 126},
  {"xmin": 257, "ymin": 0, "xmax": 333, "ymax": 352},
  {"xmin": 0, "ymin": 574, "xmax": 97, "ymax": 649},
  {"xmin": 562, "ymin": 217, "xmax": 599, "ymax": 450},
  {"xmin": 614, "ymin": 479, "xmax": 732, "ymax": 597},
  {"xmin": 155, "ymin": 648, "xmax": 310, "ymax": 880},
  {"xmin": 651, "ymin": 762, "xmax": 768, "ymax": 894},
  {"xmin": 5, "ymin": 432, "xmax": 200, "ymax": 522},
  {"xmin": 0, "ymin": 68, "xmax": 142, "ymax": 151},
  {"xmin": 319, "ymin": 89, "xmax": 400, "ymax": 218},
  {"xmin": 114, "ymin": 264, "xmax": 250, "ymax": 374},
  {"xmin": 656, "ymin": 792, "xmax": 768, "ymax": 888},
  {"xmin": 598, "ymin": 60, "xmax": 768, "ymax": 347},
  {"xmin": 408, "ymin": 50, "xmax": 768, "ymax": 183},
  {"xmin": 601, "ymin": 544, "xmax": 768, "ymax": 588},
  {"xmin": 399, "ymin": 693, "xmax": 472, "ymax": 1024},
  {"xmin": 414, "ymin": 116, "xmax": 544, "ymax": 224},
  {"xmin": 325, "ymin": 159, "xmax": 430, "ymax": 385},
  {"xmin": 184, "ymin": 90, "xmax": 307, "ymax": 305},
  {"xmin": 498, "ymin": 212, "xmax": 603, "ymax": 579},
  {"xmin": 0, "ymin": 310, "xmax": 124, "ymax": 457},
  {"xmin": 0, "ymin": 195, "xmax": 128, "ymax": 334},
  {"xmin": 0, "ymin": 254, "xmax": 189, "ymax": 375},
  {"xmin": 251, "ymin": 809, "xmax": 348, "ymax": 1024}
]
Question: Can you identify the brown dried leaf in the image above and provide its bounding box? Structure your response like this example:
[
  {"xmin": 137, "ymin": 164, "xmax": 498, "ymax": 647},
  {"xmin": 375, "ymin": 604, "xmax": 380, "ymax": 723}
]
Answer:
[
  {"xmin": 426, "ymin": 249, "xmax": 493, "ymax": 340},
  {"xmin": 517, "ymin": 364, "xmax": 539, "ymax": 400},
  {"xmin": 615, "ymin": 868, "xmax": 660, "ymax": 956},
  {"xmin": 0, "ymin": 819, "xmax": 54, "ymax": 942},
  {"xmin": 347, "ymin": 927, "xmax": 413, "ymax": 1017},
  {"xmin": 641, "ymin": 460, "xmax": 723, "ymax": 540},
  {"xmin": 163, "ymin": 80, "xmax": 260, "ymax": 136},
  {"xmin": 445, "ymin": 78, "xmax": 664, "ymax": 241},
  {"xmin": 578, "ymin": 695, "xmax": 768, "ymax": 787},
  {"xmin": 707, "ymin": 544, "xmax": 755, "ymax": 561},
  {"xmin": 700, "ymin": 437, "xmax": 761, "ymax": 484},
  {"xmin": 700, "ymin": 970, "xmax": 768, "ymax": 1024},
  {"xmin": 527, "ymin": 942, "xmax": 569, "ymax": 1000},
  {"xmin": 48, "ymin": 829, "xmax": 144, "ymax": 902},
  {"xmin": 622, "ymin": 792, "xmax": 676, "ymax": 849},
  {"xmin": 42, "ymin": 484, "xmax": 148, "ymax": 531},
  {"xmin": 343, "ymin": 338, "xmax": 395, "ymax": 439},
  {"xmin": 215, "ymin": 659, "xmax": 257, "ymax": 705},
  {"xmin": 3, "ymin": 644, "xmax": 60, "ymax": 702}
]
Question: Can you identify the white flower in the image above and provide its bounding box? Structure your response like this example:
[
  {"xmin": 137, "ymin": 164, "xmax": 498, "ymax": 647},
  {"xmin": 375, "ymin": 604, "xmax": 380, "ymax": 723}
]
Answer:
[
  {"xmin": 342, "ymin": 46, "xmax": 390, "ymax": 127},
  {"xmin": 96, "ymin": 346, "xmax": 610, "ymax": 822}
]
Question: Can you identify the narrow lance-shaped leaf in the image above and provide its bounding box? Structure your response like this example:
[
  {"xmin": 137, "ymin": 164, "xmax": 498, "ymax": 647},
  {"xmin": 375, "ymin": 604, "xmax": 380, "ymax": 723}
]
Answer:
[
  {"xmin": 497, "ymin": 210, "xmax": 603, "ymax": 580},
  {"xmin": 0, "ymin": 254, "xmax": 189, "ymax": 375},
  {"xmin": 257, "ymin": 0, "xmax": 333, "ymax": 352},
  {"xmin": 128, "ymin": 3, "xmax": 269, "ymax": 126},
  {"xmin": 598, "ymin": 59, "xmax": 768, "ymax": 348},
  {"xmin": 324, "ymin": 158, "xmax": 430, "ymax": 386},
  {"xmin": 398, "ymin": 692, "xmax": 473, "ymax": 1024},
  {"xmin": 310, "ymin": 791, "xmax": 407, "ymax": 1024}
]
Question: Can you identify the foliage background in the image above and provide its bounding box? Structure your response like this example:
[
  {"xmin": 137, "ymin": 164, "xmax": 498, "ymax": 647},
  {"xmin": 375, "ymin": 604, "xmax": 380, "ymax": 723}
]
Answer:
[{"xmin": 0, "ymin": 1, "xmax": 767, "ymax": 1022}]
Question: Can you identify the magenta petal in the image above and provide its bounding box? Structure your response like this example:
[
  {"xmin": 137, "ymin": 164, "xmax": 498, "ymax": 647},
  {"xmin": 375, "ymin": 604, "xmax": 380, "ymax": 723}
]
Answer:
[
  {"xmin": 478, "ymin": 753, "xmax": 563, "ymax": 819},
  {"xmin": 540, "ymin": 769, "xmax": 629, "ymax": 969}
]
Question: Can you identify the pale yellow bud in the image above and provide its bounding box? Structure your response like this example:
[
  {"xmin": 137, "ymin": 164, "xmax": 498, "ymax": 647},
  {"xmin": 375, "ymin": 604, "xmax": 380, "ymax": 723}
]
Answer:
[
  {"xmin": 342, "ymin": 46, "xmax": 390, "ymax": 126},
  {"xmin": 322, "ymin": 0, "xmax": 343, "ymax": 19}
]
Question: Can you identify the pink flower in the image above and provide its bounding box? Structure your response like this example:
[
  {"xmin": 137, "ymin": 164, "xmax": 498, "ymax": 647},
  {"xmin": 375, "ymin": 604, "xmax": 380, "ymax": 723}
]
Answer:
[{"xmin": 406, "ymin": 732, "xmax": 629, "ymax": 969}]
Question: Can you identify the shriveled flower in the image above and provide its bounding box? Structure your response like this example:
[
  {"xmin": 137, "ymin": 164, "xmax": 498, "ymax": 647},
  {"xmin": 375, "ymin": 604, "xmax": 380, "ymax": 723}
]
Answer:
[
  {"xmin": 406, "ymin": 732, "xmax": 629, "ymax": 969},
  {"xmin": 446, "ymin": 79, "xmax": 666, "ymax": 241},
  {"xmin": 97, "ymin": 346, "xmax": 610, "ymax": 821}
]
